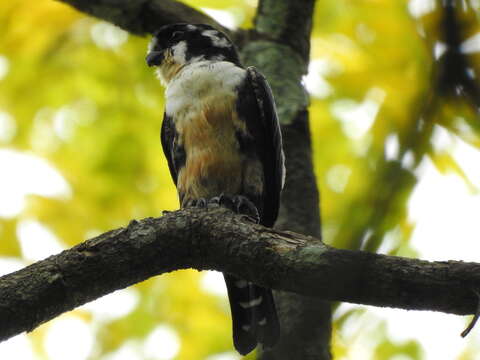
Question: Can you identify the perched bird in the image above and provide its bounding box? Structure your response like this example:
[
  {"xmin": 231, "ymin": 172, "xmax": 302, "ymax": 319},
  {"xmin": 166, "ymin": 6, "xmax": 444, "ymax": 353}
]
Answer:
[{"xmin": 146, "ymin": 23, "xmax": 285, "ymax": 355}]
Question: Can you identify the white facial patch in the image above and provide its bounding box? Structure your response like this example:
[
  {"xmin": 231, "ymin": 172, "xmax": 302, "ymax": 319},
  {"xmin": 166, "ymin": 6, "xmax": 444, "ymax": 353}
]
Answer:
[
  {"xmin": 172, "ymin": 41, "xmax": 188, "ymax": 64},
  {"xmin": 202, "ymin": 29, "xmax": 231, "ymax": 48}
]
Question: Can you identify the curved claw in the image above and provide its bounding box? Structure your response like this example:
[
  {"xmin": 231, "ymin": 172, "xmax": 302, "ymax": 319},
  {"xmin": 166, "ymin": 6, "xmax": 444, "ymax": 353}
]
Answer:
[
  {"xmin": 197, "ymin": 198, "xmax": 207, "ymax": 208},
  {"xmin": 233, "ymin": 195, "xmax": 260, "ymax": 224},
  {"xmin": 185, "ymin": 199, "xmax": 197, "ymax": 208},
  {"xmin": 188, "ymin": 195, "xmax": 260, "ymax": 223},
  {"xmin": 208, "ymin": 196, "xmax": 221, "ymax": 207},
  {"xmin": 214, "ymin": 194, "xmax": 260, "ymax": 223},
  {"xmin": 185, "ymin": 198, "xmax": 208, "ymax": 208},
  {"xmin": 218, "ymin": 194, "xmax": 235, "ymax": 211}
]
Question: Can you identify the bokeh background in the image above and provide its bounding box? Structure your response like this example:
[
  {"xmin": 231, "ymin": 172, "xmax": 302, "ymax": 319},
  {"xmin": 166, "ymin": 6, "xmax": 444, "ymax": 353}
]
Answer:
[{"xmin": 1, "ymin": 0, "xmax": 480, "ymax": 359}]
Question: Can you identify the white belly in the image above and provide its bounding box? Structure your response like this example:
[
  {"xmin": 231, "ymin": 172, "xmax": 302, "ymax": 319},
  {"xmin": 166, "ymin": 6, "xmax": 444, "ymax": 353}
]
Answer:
[{"xmin": 165, "ymin": 61, "xmax": 248, "ymax": 201}]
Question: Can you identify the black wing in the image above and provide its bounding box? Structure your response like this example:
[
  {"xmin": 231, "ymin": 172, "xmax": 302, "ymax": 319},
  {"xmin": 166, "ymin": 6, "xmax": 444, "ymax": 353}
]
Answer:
[
  {"xmin": 160, "ymin": 112, "xmax": 179, "ymax": 185},
  {"xmin": 243, "ymin": 67, "xmax": 285, "ymax": 227},
  {"xmin": 230, "ymin": 69, "xmax": 283, "ymax": 352}
]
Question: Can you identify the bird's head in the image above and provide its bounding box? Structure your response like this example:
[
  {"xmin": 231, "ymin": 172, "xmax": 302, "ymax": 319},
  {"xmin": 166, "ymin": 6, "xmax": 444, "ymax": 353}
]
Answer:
[{"xmin": 146, "ymin": 23, "xmax": 240, "ymax": 84}]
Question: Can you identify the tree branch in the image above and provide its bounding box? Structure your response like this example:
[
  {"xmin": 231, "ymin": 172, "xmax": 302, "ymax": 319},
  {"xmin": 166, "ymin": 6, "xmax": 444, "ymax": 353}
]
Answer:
[
  {"xmin": 56, "ymin": 0, "xmax": 241, "ymax": 41},
  {"xmin": 243, "ymin": 0, "xmax": 332, "ymax": 358},
  {"xmin": 53, "ymin": 0, "xmax": 326, "ymax": 356},
  {"xmin": 1, "ymin": 207, "xmax": 478, "ymax": 342}
]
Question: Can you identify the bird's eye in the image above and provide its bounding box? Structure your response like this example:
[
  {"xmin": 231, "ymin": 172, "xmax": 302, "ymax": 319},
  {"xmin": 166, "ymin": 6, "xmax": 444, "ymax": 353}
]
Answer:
[{"xmin": 171, "ymin": 31, "xmax": 182, "ymax": 40}]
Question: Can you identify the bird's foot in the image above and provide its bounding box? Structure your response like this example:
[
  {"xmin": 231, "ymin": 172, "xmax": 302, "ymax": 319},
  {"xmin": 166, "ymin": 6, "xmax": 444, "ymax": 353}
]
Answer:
[
  {"xmin": 186, "ymin": 195, "xmax": 260, "ymax": 223},
  {"xmin": 185, "ymin": 198, "xmax": 208, "ymax": 208},
  {"xmin": 212, "ymin": 194, "xmax": 260, "ymax": 224},
  {"xmin": 207, "ymin": 194, "xmax": 222, "ymax": 207}
]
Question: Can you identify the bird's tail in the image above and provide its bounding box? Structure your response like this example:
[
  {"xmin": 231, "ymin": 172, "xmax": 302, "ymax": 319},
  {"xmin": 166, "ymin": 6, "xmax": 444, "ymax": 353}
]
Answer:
[{"xmin": 224, "ymin": 274, "xmax": 280, "ymax": 355}]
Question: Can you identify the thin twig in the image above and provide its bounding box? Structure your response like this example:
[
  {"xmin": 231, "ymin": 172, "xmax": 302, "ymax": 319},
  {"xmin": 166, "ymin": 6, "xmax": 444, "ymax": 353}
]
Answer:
[{"xmin": 461, "ymin": 289, "xmax": 480, "ymax": 337}]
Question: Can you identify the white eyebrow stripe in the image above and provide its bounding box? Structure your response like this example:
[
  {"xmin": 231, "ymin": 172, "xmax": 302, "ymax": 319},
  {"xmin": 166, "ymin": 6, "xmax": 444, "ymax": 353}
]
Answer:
[
  {"xmin": 172, "ymin": 41, "xmax": 188, "ymax": 63},
  {"xmin": 239, "ymin": 296, "xmax": 263, "ymax": 308},
  {"xmin": 202, "ymin": 29, "xmax": 231, "ymax": 48}
]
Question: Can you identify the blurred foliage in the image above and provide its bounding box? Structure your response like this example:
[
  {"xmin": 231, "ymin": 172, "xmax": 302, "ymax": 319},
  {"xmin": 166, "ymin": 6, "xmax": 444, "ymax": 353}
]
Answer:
[{"xmin": 1, "ymin": 0, "xmax": 480, "ymax": 359}]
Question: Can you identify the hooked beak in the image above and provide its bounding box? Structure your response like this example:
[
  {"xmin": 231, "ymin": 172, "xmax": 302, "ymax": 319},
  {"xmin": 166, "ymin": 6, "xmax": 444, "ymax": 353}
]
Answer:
[{"xmin": 146, "ymin": 50, "xmax": 164, "ymax": 67}]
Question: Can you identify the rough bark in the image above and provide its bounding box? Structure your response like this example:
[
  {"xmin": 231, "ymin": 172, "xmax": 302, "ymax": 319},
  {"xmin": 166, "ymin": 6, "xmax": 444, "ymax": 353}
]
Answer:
[
  {"xmin": 240, "ymin": 0, "xmax": 331, "ymax": 358},
  {"xmin": 265, "ymin": 115, "xmax": 331, "ymax": 360},
  {"xmin": 1, "ymin": 207, "xmax": 479, "ymax": 343}
]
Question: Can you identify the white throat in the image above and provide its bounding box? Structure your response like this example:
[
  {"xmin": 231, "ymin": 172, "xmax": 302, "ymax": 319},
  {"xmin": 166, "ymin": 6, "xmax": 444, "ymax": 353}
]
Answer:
[{"xmin": 164, "ymin": 60, "xmax": 246, "ymax": 117}]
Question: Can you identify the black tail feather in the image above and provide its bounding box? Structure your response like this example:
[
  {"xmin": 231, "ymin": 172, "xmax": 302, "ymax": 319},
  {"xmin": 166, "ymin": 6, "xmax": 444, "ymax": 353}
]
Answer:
[
  {"xmin": 224, "ymin": 274, "xmax": 280, "ymax": 355},
  {"xmin": 250, "ymin": 284, "xmax": 280, "ymax": 347}
]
